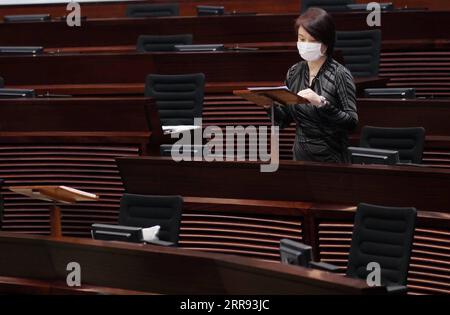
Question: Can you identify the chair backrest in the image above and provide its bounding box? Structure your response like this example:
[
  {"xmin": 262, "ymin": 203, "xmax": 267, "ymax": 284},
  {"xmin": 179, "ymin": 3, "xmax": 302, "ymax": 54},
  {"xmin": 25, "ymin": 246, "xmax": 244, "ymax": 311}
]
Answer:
[
  {"xmin": 301, "ymin": 0, "xmax": 354, "ymax": 12},
  {"xmin": 118, "ymin": 193, "xmax": 183, "ymax": 245},
  {"xmin": 335, "ymin": 29, "xmax": 381, "ymax": 77},
  {"xmin": 0, "ymin": 179, "xmax": 4, "ymax": 229},
  {"xmin": 360, "ymin": 126, "xmax": 426, "ymax": 163},
  {"xmin": 0, "ymin": 76, "xmax": 4, "ymax": 88},
  {"xmin": 137, "ymin": 34, "xmax": 193, "ymax": 52},
  {"xmin": 126, "ymin": 3, "xmax": 179, "ymax": 18},
  {"xmin": 145, "ymin": 73, "xmax": 205, "ymax": 126},
  {"xmin": 346, "ymin": 203, "xmax": 417, "ymax": 287}
]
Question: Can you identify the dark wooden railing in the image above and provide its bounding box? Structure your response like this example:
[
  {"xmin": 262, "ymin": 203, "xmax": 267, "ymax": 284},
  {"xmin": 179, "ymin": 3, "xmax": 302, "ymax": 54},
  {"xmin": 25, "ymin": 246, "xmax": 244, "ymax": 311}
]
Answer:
[
  {"xmin": 114, "ymin": 157, "xmax": 450, "ymax": 295},
  {"xmin": 1, "ymin": 0, "xmax": 449, "ymax": 19}
]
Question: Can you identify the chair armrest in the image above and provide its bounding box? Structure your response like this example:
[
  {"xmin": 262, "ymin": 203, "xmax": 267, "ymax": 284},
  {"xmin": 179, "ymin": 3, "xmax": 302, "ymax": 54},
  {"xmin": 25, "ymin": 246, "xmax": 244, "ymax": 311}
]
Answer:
[
  {"xmin": 309, "ymin": 261, "xmax": 341, "ymax": 273},
  {"xmin": 145, "ymin": 239, "xmax": 175, "ymax": 247},
  {"xmin": 386, "ymin": 285, "xmax": 408, "ymax": 294}
]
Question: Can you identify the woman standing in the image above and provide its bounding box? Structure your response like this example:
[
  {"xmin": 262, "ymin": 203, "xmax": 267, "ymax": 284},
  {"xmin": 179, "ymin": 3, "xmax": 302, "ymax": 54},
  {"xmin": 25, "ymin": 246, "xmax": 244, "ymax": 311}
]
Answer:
[{"xmin": 269, "ymin": 7, "xmax": 358, "ymax": 163}]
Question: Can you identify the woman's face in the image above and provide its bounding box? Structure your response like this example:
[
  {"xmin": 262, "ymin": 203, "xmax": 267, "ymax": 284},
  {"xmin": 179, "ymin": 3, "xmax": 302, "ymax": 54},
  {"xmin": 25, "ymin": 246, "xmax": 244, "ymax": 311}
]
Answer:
[{"xmin": 297, "ymin": 26, "xmax": 327, "ymax": 55}]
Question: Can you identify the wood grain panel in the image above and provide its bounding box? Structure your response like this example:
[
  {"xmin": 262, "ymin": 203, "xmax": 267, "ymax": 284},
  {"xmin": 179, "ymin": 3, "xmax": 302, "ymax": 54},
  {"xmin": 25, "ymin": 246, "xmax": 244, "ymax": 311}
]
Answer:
[
  {"xmin": 0, "ymin": 0, "xmax": 301, "ymax": 18},
  {"xmin": 380, "ymin": 51, "xmax": 450, "ymax": 97},
  {"xmin": 179, "ymin": 211, "xmax": 302, "ymax": 260},
  {"xmin": 0, "ymin": 144, "xmax": 139, "ymax": 236}
]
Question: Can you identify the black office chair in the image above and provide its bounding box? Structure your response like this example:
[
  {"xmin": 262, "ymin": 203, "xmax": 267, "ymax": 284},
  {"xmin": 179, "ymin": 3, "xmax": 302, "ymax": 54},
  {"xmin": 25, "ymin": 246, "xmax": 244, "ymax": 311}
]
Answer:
[
  {"xmin": 301, "ymin": 0, "xmax": 355, "ymax": 12},
  {"xmin": 310, "ymin": 202, "xmax": 417, "ymax": 294},
  {"xmin": 0, "ymin": 179, "xmax": 4, "ymax": 229},
  {"xmin": 360, "ymin": 126, "xmax": 426, "ymax": 164},
  {"xmin": 335, "ymin": 29, "xmax": 381, "ymax": 77},
  {"xmin": 0, "ymin": 76, "xmax": 4, "ymax": 88},
  {"xmin": 126, "ymin": 3, "xmax": 179, "ymax": 18},
  {"xmin": 145, "ymin": 73, "xmax": 205, "ymax": 126},
  {"xmin": 118, "ymin": 193, "xmax": 183, "ymax": 245},
  {"xmin": 137, "ymin": 34, "xmax": 193, "ymax": 52}
]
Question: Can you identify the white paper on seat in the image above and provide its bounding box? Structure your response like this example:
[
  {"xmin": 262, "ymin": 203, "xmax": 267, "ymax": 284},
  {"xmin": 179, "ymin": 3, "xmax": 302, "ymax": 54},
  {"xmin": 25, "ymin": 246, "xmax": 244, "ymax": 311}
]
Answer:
[
  {"xmin": 162, "ymin": 125, "xmax": 201, "ymax": 135},
  {"xmin": 141, "ymin": 225, "xmax": 160, "ymax": 242}
]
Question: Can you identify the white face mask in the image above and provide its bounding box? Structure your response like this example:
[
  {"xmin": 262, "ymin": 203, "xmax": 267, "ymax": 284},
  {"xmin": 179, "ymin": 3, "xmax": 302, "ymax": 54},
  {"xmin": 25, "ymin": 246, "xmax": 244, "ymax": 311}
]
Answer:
[{"xmin": 297, "ymin": 42, "xmax": 324, "ymax": 61}]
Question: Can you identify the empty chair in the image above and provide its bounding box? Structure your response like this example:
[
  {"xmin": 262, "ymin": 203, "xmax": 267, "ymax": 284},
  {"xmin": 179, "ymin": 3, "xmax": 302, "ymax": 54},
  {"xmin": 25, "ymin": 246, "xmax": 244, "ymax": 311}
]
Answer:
[
  {"xmin": 118, "ymin": 193, "xmax": 183, "ymax": 245},
  {"xmin": 360, "ymin": 126, "xmax": 426, "ymax": 164},
  {"xmin": 0, "ymin": 77, "xmax": 4, "ymax": 88},
  {"xmin": 310, "ymin": 203, "xmax": 417, "ymax": 294},
  {"xmin": 301, "ymin": 0, "xmax": 355, "ymax": 13},
  {"xmin": 126, "ymin": 3, "xmax": 179, "ymax": 18},
  {"xmin": 146, "ymin": 73, "xmax": 205, "ymax": 155},
  {"xmin": 137, "ymin": 34, "xmax": 193, "ymax": 52},
  {"xmin": 145, "ymin": 73, "xmax": 205, "ymax": 126},
  {"xmin": 335, "ymin": 29, "xmax": 381, "ymax": 77}
]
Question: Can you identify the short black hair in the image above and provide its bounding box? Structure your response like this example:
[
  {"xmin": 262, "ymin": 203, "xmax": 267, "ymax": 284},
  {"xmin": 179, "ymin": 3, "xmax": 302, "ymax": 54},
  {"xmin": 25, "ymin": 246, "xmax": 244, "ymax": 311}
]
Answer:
[{"xmin": 295, "ymin": 7, "xmax": 336, "ymax": 56}]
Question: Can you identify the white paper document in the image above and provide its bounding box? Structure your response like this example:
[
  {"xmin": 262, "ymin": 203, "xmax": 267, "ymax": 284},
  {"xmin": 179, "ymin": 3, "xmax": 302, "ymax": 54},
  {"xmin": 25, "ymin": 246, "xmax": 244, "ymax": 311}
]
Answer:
[
  {"xmin": 247, "ymin": 86, "xmax": 290, "ymax": 91},
  {"xmin": 162, "ymin": 125, "xmax": 201, "ymax": 135},
  {"xmin": 141, "ymin": 225, "xmax": 160, "ymax": 242}
]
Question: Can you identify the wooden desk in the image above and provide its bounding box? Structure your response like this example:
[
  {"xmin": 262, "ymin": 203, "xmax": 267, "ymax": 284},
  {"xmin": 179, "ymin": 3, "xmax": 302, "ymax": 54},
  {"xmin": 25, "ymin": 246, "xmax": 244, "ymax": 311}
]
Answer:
[
  {"xmin": 1, "ymin": 50, "xmax": 296, "ymax": 89},
  {"xmin": 0, "ymin": 96, "xmax": 449, "ymax": 294},
  {"xmin": 2, "ymin": 96, "xmax": 447, "ymax": 165},
  {"xmin": 0, "ymin": 50, "xmax": 386, "ymax": 96},
  {"xmin": 0, "ymin": 11, "xmax": 449, "ymax": 50},
  {"xmin": 0, "ymin": 97, "xmax": 151, "ymax": 128},
  {"xmin": 0, "ymin": 97, "xmax": 161, "ymax": 242},
  {"xmin": 1, "ymin": 11, "xmax": 447, "ymax": 97},
  {"xmin": 8, "ymin": 186, "xmax": 99, "ymax": 238},
  {"xmin": 1, "ymin": 0, "xmax": 449, "ymax": 19},
  {"xmin": 0, "ymin": 96, "xmax": 449, "ymax": 238},
  {"xmin": 199, "ymin": 96, "xmax": 450, "ymax": 166},
  {"xmin": 0, "ymin": 14, "xmax": 297, "ymax": 49},
  {"xmin": 0, "ymin": 96, "xmax": 449, "ymax": 234},
  {"xmin": 0, "ymin": 0, "xmax": 301, "ymax": 18},
  {"xmin": 0, "ymin": 97, "xmax": 163, "ymax": 150},
  {"xmin": 116, "ymin": 157, "xmax": 450, "ymax": 212},
  {"xmin": 0, "ymin": 231, "xmax": 384, "ymax": 294}
]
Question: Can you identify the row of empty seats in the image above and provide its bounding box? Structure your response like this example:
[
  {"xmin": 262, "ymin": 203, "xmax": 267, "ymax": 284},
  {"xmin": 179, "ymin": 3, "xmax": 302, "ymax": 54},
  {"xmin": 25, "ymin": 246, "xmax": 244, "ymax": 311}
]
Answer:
[
  {"xmin": 141, "ymin": 72, "xmax": 427, "ymax": 164},
  {"xmin": 134, "ymin": 30, "xmax": 383, "ymax": 79},
  {"xmin": 1, "ymin": 1, "xmax": 395, "ymax": 21},
  {"xmin": 84, "ymin": 192, "xmax": 419, "ymax": 294},
  {"xmin": 0, "ymin": 1, "xmax": 446, "ymax": 296}
]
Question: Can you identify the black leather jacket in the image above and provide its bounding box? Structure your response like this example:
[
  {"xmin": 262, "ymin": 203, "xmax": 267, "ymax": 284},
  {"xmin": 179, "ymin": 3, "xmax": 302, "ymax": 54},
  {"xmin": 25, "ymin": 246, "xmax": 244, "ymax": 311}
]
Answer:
[{"xmin": 269, "ymin": 57, "xmax": 358, "ymax": 163}]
